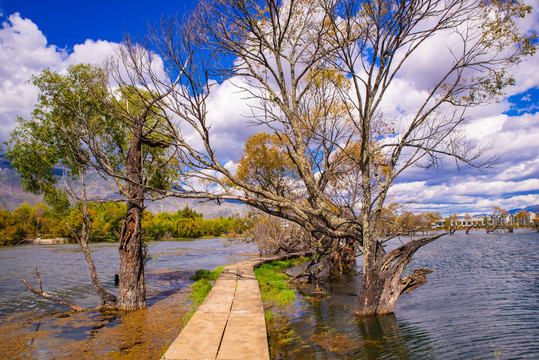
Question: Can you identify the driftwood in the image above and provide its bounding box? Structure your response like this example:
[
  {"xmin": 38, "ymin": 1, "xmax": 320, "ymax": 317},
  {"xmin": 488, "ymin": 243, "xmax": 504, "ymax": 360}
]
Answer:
[
  {"xmin": 466, "ymin": 224, "xmax": 476, "ymax": 234},
  {"xmin": 22, "ymin": 268, "xmax": 87, "ymax": 312}
]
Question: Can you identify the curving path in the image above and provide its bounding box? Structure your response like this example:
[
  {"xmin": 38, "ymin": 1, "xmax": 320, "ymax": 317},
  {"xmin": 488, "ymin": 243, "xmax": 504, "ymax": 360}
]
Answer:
[{"xmin": 161, "ymin": 258, "xmax": 271, "ymax": 360}]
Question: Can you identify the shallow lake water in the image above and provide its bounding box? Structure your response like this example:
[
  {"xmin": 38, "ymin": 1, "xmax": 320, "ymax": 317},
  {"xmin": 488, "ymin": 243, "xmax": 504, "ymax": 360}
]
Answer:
[
  {"xmin": 1, "ymin": 232, "xmax": 537, "ymax": 359},
  {"xmin": 0, "ymin": 238, "xmax": 258, "ymax": 316},
  {"xmin": 0, "ymin": 238, "xmax": 258, "ymax": 359},
  {"xmin": 269, "ymin": 230, "xmax": 539, "ymax": 360}
]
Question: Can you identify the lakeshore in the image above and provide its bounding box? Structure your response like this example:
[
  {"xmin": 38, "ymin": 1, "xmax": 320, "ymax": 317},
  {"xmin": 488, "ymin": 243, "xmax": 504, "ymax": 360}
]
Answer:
[{"xmin": 0, "ymin": 231, "xmax": 538, "ymax": 359}]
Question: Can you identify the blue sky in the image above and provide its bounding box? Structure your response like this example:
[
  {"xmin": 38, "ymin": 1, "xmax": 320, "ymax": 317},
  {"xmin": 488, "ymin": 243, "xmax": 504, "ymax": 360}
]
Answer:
[
  {"xmin": 0, "ymin": 0, "xmax": 197, "ymax": 49},
  {"xmin": 0, "ymin": 0, "xmax": 538, "ymax": 216}
]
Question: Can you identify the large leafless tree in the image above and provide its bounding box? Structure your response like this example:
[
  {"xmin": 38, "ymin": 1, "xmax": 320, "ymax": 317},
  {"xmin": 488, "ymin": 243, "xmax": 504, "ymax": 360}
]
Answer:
[{"xmin": 121, "ymin": 0, "xmax": 535, "ymax": 315}]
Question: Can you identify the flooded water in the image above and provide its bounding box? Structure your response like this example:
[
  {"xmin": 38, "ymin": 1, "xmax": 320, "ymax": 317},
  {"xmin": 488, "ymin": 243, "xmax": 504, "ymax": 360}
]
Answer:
[
  {"xmin": 0, "ymin": 238, "xmax": 257, "ymax": 359},
  {"xmin": 0, "ymin": 238, "xmax": 257, "ymax": 316},
  {"xmin": 1, "ymin": 232, "xmax": 537, "ymax": 359},
  {"xmin": 270, "ymin": 230, "xmax": 539, "ymax": 360}
]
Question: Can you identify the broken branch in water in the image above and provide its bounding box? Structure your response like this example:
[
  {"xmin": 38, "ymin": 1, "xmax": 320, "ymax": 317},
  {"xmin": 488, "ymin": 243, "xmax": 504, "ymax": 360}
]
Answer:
[{"xmin": 22, "ymin": 268, "xmax": 87, "ymax": 312}]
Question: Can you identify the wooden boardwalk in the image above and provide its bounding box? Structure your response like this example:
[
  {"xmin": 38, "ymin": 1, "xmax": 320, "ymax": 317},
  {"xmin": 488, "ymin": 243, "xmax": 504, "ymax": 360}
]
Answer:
[{"xmin": 162, "ymin": 259, "xmax": 270, "ymax": 360}]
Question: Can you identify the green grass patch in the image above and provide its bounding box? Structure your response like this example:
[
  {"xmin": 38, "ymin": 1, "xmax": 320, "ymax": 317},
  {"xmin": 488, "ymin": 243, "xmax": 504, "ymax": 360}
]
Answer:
[
  {"xmin": 188, "ymin": 265, "xmax": 224, "ymax": 306},
  {"xmin": 255, "ymin": 257, "xmax": 307, "ymax": 307},
  {"xmin": 255, "ymin": 257, "xmax": 310, "ymax": 356}
]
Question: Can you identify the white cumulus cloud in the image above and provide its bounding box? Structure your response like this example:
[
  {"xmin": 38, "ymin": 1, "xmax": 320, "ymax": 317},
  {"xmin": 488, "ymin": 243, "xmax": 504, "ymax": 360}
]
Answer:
[
  {"xmin": 0, "ymin": 13, "xmax": 119, "ymax": 145},
  {"xmin": 0, "ymin": 6, "xmax": 538, "ymax": 216}
]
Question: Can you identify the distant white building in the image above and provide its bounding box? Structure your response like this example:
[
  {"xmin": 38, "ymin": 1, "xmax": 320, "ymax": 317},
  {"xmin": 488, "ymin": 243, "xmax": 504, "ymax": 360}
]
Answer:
[
  {"xmin": 433, "ymin": 212, "xmax": 536, "ymax": 228},
  {"xmin": 434, "ymin": 216, "xmax": 485, "ymax": 228}
]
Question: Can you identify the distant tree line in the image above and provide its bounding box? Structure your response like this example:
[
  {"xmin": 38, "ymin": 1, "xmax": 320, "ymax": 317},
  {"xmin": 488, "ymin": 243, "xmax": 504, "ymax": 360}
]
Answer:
[
  {"xmin": 0, "ymin": 203, "xmax": 252, "ymax": 246},
  {"xmin": 379, "ymin": 204, "xmax": 442, "ymax": 236}
]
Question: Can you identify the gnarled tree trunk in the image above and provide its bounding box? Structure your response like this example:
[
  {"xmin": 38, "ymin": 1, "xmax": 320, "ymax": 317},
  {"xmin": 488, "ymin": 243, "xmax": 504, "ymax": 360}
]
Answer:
[
  {"xmin": 118, "ymin": 120, "xmax": 146, "ymax": 310},
  {"xmin": 355, "ymin": 234, "xmax": 445, "ymax": 316}
]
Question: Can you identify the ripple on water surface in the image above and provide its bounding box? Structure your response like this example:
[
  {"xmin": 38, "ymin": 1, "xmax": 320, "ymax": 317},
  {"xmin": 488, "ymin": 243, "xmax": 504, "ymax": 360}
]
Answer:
[
  {"xmin": 0, "ymin": 238, "xmax": 258, "ymax": 359},
  {"xmin": 268, "ymin": 230, "xmax": 539, "ymax": 360},
  {"xmin": 0, "ymin": 238, "xmax": 257, "ymax": 317}
]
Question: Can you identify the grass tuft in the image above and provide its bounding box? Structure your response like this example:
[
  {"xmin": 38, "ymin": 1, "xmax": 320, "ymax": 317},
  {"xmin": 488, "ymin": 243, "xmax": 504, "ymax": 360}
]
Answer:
[
  {"xmin": 189, "ymin": 266, "xmax": 224, "ymax": 306},
  {"xmin": 255, "ymin": 257, "xmax": 307, "ymax": 307}
]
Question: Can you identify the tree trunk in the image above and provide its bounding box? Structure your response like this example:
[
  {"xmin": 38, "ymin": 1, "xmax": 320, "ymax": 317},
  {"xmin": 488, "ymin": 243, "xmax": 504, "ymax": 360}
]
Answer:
[
  {"xmin": 329, "ymin": 238, "xmax": 357, "ymax": 277},
  {"xmin": 67, "ymin": 173, "xmax": 118, "ymax": 309},
  {"xmin": 118, "ymin": 121, "xmax": 146, "ymax": 310},
  {"xmin": 354, "ymin": 234, "xmax": 445, "ymax": 316},
  {"xmin": 79, "ymin": 234, "xmax": 118, "ymax": 309},
  {"xmin": 356, "ymin": 215, "xmax": 380, "ymax": 315}
]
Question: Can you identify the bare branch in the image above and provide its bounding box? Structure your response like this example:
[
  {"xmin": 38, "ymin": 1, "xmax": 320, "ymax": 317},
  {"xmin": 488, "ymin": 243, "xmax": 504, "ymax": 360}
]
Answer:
[{"xmin": 22, "ymin": 270, "xmax": 87, "ymax": 312}]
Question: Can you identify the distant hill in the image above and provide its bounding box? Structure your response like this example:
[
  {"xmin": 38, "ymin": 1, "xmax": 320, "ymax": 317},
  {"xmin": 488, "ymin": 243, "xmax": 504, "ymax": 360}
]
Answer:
[
  {"xmin": 0, "ymin": 157, "xmax": 249, "ymax": 218},
  {"xmin": 2, "ymin": 155, "xmax": 536, "ymax": 218},
  {"xmin": 523, "ymin": 205, "xmax": 539, "ymax": 213},
  {"xmin": 0, "ymin": 163, "xmax": 43, "ymax": 212},
  {"xmin": 509, "ymin": 205, "xmax": 539, "ymax": 214},
  {"xmin": 145, "ymin": 197, "xmax": 249, "ymax": 218}
]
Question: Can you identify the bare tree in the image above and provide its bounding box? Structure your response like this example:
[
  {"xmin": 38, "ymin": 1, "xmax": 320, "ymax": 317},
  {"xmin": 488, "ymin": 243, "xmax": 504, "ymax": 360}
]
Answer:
[
  {"xmin": 239, "ymin": 212, "xmax": 313, "ymax": 255},
  {"xmin": 121, "ymin": 0, "xmax": 534, "ymax": 315}
]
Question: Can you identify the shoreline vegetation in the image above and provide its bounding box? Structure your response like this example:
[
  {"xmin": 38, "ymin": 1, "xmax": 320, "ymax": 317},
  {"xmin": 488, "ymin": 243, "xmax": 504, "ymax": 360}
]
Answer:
[
  {"xmin": 254, "ymin": 257, "xmax": 311, "ymax": 356},
  {"xmin": 2, "ymin": 201, "xmax": 536, "ymax": 247},
  {"xmin": 0, "ymin": 202, "xmax": 253, "ymax": 246},
  {"xmin": 2, "ymin": 199, "xmax": 536, "ymax": 248}
]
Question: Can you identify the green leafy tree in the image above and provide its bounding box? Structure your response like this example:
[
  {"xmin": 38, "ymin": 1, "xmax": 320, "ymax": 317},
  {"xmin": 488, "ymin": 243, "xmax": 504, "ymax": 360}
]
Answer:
[
  {"xmin": 176, "ymin": 206, "xmax": 203, "ymax": 220},
  {"xmin": 0, "ymin": 203, "xmax": 69, "ymax": 245},
  {"xmin": 5, "ymin": 64, "xmax": 121, "ymax": 309},
  {"xmin": 5, "ymin": 63, "xmax": 179, "ymax": 310}
]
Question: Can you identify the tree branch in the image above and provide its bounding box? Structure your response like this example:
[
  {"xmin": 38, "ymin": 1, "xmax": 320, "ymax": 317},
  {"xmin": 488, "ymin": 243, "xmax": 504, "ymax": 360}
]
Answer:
[{"xmin": 22, "ymin": 268, "xmax": 87, "ymax": 312}]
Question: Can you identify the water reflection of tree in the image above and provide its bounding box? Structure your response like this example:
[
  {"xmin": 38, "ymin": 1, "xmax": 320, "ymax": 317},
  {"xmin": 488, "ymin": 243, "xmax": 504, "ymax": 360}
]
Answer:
[
  {"xmin": 355, "ymin": 314, "xmax": 434, "ymax": 360},
  {"xmin": 292, "ymin": 282, "xmax": 435, "ymax": 359}
]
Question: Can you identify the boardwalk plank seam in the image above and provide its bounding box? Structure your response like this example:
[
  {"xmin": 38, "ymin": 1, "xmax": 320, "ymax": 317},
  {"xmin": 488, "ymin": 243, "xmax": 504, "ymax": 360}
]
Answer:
[{"xmin": 214, "ymin": 267, "xmax": 237, "ymax": 359}]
